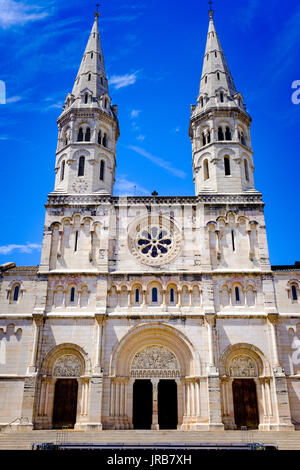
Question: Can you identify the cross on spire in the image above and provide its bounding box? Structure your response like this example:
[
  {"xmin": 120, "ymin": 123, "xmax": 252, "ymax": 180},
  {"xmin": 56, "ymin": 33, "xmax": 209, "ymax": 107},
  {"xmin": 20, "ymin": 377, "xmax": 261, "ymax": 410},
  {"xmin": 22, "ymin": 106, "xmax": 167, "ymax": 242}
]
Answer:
[
  {"xmin": 95, "ymin": 3, "xmax": 100, "ymax": 18},
  {"xmin": 208, "ymin": 0, "xmax": 213, "ymax": 10}
]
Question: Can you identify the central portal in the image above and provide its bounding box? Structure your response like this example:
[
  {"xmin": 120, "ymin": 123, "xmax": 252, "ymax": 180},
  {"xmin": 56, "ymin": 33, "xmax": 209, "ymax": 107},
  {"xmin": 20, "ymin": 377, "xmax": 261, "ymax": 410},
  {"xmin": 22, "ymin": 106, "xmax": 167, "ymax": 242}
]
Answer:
[
  {"xmin": 232, "ymin": 379, "xmax": 259, "ymax": 429},
  {"xmin": 158, "ymin": 380, "xmax": 178, "ymax": 429},
  {"xmin": 52, "ymin": 379, "xmax": 78, "ymax": 429},
  {"xmin": 132, "ymin": 380, "xmax": 153, "ymax": 429}
]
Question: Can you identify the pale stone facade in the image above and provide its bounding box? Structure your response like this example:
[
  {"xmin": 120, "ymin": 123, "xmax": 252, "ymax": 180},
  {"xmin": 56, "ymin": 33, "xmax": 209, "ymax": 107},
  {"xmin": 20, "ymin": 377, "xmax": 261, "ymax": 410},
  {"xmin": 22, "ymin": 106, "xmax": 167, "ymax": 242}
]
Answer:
[{"xmin": 0, "ymin": 9, "xmax": 299, "ymax": 433}]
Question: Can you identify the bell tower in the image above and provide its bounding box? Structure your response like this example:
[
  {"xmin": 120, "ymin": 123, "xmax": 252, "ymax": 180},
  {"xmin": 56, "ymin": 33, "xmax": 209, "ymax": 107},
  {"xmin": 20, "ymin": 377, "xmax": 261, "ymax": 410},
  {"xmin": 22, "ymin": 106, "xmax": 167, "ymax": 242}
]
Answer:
[
  {"xmin": 190, "ymin": 8, "xmax": 257, "ymax": 195},
  {"xmin": 52, "ymin": 10, "xmax": 119, "ymax": 196}
]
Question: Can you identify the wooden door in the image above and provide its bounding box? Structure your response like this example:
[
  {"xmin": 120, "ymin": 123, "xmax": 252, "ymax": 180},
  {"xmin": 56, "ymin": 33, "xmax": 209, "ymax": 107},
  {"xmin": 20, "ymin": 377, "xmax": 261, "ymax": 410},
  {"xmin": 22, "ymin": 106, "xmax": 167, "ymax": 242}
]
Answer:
[
  {"xmin": 52, "ymin": 379, "xmax": 78, "ymax": 429},
  {"xmin": 158, "ymin": 380, "xmax": 178, "ymax": 429},
  {"xmin": 132, "ymin": 380, "xmax": 153, "ymax": 429},
  {"xmin": 232, "ymin": 379, "xmax": 259, "ymax": 429}
]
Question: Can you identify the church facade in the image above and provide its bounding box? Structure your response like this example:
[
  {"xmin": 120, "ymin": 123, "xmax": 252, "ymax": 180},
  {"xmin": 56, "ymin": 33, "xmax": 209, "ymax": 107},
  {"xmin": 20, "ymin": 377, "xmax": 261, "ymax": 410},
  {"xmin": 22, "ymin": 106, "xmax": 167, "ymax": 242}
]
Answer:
[{"xmin": 0, "ymin": 8, "xmax": 300, "ymax": 432}]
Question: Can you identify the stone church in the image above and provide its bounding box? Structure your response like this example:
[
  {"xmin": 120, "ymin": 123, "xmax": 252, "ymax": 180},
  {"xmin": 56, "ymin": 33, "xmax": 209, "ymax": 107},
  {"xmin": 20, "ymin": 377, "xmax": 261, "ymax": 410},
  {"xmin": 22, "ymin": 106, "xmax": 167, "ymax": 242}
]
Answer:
[{"xmin": 0, "ymin": 7, "xmax": 299, "ymax": 433}]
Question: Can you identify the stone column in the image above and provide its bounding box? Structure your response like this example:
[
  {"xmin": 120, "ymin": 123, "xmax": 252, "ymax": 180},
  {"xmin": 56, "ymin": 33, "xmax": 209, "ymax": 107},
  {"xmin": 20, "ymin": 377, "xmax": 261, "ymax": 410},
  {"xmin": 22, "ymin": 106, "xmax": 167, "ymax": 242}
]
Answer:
[
  {"xmin": 205, "ymin": 314, "xmax": 224, "ymax": 430},
  {"xmin": 27, "ymin": 313, "xmax": 43, "ymax": 374},
  {"xmin": 151, "ymin": 379, "xmax": 159, "ymax": 430},
  {"xmin": 267, "ymin": 314, "xmax": 294, "ymax": 430}
]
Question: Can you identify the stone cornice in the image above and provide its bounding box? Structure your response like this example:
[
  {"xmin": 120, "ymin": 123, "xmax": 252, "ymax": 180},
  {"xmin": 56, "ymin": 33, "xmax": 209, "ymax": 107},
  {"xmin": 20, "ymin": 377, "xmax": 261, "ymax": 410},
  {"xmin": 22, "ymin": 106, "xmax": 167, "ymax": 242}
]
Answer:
[{"xmin": 46, "ymin": 193, "xmax": 264, "ymax": 207}]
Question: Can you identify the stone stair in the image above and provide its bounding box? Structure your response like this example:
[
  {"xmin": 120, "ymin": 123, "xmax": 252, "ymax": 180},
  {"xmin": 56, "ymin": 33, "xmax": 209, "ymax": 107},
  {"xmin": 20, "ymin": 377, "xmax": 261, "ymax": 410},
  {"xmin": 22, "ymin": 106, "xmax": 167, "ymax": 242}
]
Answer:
[{"xmin": 0, "ymin": 430, "xmax": 299, "ymax": 450}]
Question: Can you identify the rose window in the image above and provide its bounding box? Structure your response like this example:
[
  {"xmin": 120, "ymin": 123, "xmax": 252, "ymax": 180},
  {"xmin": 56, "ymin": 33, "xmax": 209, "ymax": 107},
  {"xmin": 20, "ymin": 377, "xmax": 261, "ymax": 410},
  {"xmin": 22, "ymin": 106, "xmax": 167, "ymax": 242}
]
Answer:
[
  {"xmin": 128, "ymin": 217, "xmax": 182, "ymax": 266},
  {"xmin": 137, "ymin": 227, "xmax": 172, "ymax": 258}
]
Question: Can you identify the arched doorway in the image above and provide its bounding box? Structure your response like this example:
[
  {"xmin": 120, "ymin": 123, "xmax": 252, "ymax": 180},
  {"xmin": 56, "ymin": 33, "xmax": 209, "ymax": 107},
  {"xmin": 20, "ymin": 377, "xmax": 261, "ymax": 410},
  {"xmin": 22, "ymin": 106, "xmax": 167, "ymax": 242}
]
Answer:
[
  {"xmin": 158, "ymin": 380, "xmax": 178, "ymax": 429},
  {"xmin": 232, "ymin": 379, "xmax": 259, "ymax": 429},
  {"xmin": 53, "ymin": 379, "xmax": 78, "ymax": 429},
  {"xmin": 132, "ymin": 380, "xmax": 152, "ymax": 429}
]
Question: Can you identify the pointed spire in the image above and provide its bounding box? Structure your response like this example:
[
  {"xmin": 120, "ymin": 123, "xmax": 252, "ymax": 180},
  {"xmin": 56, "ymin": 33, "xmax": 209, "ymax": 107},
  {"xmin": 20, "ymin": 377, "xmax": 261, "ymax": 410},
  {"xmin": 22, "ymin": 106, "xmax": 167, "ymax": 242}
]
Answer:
[
  {"xmin": 199, "ymin": 8, "xmax": 236, "ymax": 99},
  {"xmin": 71, "ymin": 9, "xmax": 109, "ymax": 100}
]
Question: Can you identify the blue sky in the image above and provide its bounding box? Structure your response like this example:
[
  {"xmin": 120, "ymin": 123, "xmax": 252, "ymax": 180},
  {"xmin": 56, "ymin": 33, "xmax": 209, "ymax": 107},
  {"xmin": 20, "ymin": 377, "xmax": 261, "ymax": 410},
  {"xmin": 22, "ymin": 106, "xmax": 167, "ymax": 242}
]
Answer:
[{"xmin": 0, "ymin": 0, "xmax": 299, "ymax": 267}]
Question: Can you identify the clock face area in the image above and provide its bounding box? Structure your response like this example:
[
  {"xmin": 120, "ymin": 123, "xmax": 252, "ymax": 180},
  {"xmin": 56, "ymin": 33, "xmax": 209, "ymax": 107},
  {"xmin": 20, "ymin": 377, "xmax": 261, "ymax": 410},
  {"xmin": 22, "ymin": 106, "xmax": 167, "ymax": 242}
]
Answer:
[{"xmin": 128, "ymin": 215, "xmax": 182, "ymax": 267}]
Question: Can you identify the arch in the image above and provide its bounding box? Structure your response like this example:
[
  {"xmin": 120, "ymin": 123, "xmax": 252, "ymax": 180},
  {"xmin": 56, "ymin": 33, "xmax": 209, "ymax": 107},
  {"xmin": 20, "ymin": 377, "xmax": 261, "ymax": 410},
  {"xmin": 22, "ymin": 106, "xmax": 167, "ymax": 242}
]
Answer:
[
  {"xmin": 110, "ymin": 323, "xmax": 201, "ymax": 378},
  {"xmin": 41, "ymin": 343, "xmax": 92, "ymax": 377},
  {"xmin": 219, "ymin": 343, "xmax": 270, "ymax": 377},
  {"xmin": 78, "ymin": 156, "xmax": 85, "ymax": 176},
  {"xmin": 203, "ymin": 158, "xmax": 209, "ymax": 180}
]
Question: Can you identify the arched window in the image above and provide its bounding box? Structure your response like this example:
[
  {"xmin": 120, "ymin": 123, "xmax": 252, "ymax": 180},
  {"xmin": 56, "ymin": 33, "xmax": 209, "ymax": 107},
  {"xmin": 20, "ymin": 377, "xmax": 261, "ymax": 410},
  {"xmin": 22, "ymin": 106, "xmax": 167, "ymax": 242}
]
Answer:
[
  {"xmin": 88, "ymin": 74, "xmax": 91, "ymax": 81},
  {"xmin": 218, "ymin": 127, "xmax": 224, "ymax": 141},
  {"xmin": 202, "ymin": 133, "xmax": 206, "ymax": 146},
  {"xmin": 100, "ymin": 76, "xmax": 103, "ymax": 85},
  {"xmin": 78, "ymin": 156, "xmax": 85, "ymax": 176},
  {"xmin": 170, "ymin": 288, "xmax": 175, "ymax": 303},
  {"xmin": 152, "ymin": 287, "xmax": 158, "ymax": 303},
  {"xmin": 77, "ymin": 128, "xmax": 84, "ymax": 142},
  {"xmin": 224, "ymin": 156, "xmax": 231, "ymax": 176},
  {"xmin": 74, "ymin": 230, "xmax": 79, "ymax": 251},
  {"xmin": 98, "ymin": 130, "xmax": 102, "ymax": 145},
  {"xmin": 84, "ymin": 93, "xmax": 88, "ymax": 104},
  {"xmin": 91, "ymin": 52, "xmax": 93, "ymax": 59},
  {"xmin": 135, "ymin": 289, "xmax": 140, "ymax": 303},
  {"xmin": 13, "ymin": 285, "xmax": 20, "ymax": 302},
  {"xmin": 215, "ymin": 51, "xmax": 217, "ymax": 57},
  {"xmin": 104, "ymin": 99, "xmax": 108, "ymax": 109},
  {"xmin": 231, "ymin": 230, "xmax": 235, "ymax": 251},
  {"xmin": 217, "ymin": 72, "xmax": 220, "ymax": 80},
  {"xmin": 292, "ymin": 285, "xmax": 298, "ymax": 301},
  {"xmin": 240, "ymin": 132, "xmax": 246, "ymax": 145},
  {"xmin": 85, "ymin": 127, "xmax": 91, "ymax": 142},
  {"xmin": 220, "ymin": 92, "xmax": 224, "ymax": 102},
  {"xmin": 103, "ymin": 133, "xmax": 107, "ymax": 148},
  {"xmin": 225, "ymin": 127, "xmax": 232, "ymax": 140},
  {"xmin": 205, "ymin": 76, "xmax": 208, "ymax": 84},
  {"xmin": 204, "ymin": 159, "xmax": 209, "ymax": 180},
  {"xmin": 70, "ymin": 287, "xmax": 75, "ymax": 303},
  {"xmin": 100, "ymin": 160, "xmax": 105, "ymax": 181},
  {"xmin": 60, "ymin": 160, "xmax": 65, "ymax": 181},
  {"xmin": 207, "ymin": 131, "xmax": 211, "ymax": 144},
  {"xmin": 235, "ymin": 286, "xmax": 240, "ymax": 302},
  {"xmin": 244, "ymin": 159, "xmax": 249, "ymax": 181},
  {"xmin": 200, "ymin": 97, "xmax": 204, "ymax": 107}
]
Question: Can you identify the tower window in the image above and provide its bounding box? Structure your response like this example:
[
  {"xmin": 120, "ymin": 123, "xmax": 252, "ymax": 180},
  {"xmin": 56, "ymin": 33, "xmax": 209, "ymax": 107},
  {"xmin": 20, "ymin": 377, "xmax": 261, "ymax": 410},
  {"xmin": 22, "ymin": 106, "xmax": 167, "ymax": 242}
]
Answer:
[
  {"xmin": 235, "ymin": 286, "xmax": 240, "ymax": 302},
  {"xmin": 13, "ymin": 285, "xmax": 20, "ymax": 302},
  {"xmin": 100, "ymin": 77, "xmax": 103, "ymax": 85},
  {"xmin": 202, "ymin": 133, "xmax": 206, "ymax": 146},
  {"xmin": 103, "ymin": 133, "xmax": 107, "ymax": 148},
  {"xmin": 244, "ymin": 159, "xmax": 249, "ymax": 181},
  {"xmin": 85, "ymin": 127, "xmax": 91, "ymax": 142},
  {"xmin": 88, "ymin": 74, "xmax": 91, "ymax": 81},
  {"xmin": 84, "ymin": 93, "xmax": 88, "ymax": 104},
  {"xmin": 60, "ymin": 160, "xmax": 65, "ymax": 181},
  {"xmin": 217, "ymin": 72, "xmax": 220, "ymax": 80},
  {"xmin": 207, "ymin": 131, "xmax": 211, "ymax": 144},
  {"xmin": 224, "ymin": 156, "xmax": 231, "ymax": 176},
  {"xmin": 98, "ymin": 130, "xmax": 102, "ymax": 145},
  {"xmin": 205, "ymin": 76, "xmax": 208, "ymax": 84},
  {"xmin": 104, "ymin": 99, "xmax": 108, "ymax": 109},
  {"xmin": 70, "ymin": 287, "xmax": 75, "ymax": 303},
  {"xmin": 74, "ymin": 230, "xmax": 79, "ymax": 251},
  {"xmin": 100, "ymin": 160, "xmax": 105, "ymax": 181},
  {"xmin": 204, "ymin": 159, "xmax": 209, "ymax": 181},
  {"xmin": 170, "ymin": 288, "xmax": 174, "ymax": 303},
  {"xmin": 77, "ymin": 128, "xmax": 84, "ymax": 142},
  {"xmin": 292, "ymin": 285, "xmax": 298, "ymax": 301},
  {"xmin": 200, "ymin": 97, "xmax": 204, "ymax": 107},
  {"xmin": 135, "ymin": 289, "xmax": 140, "ymax": 303},
  {"xmin": 220, "ymin": 92, "xmax": 224, "ymax": 102},
  {"xmin": 91, "ymin": 52, "xmax": 93, "ymax": 59},
  {"xmin": 152, "ymin": 288, "xmax": 158, "ymax": 303},
  {"xmin": 225, "ymin": 127, "xmax": 232, "ymax": 140},
  {"xmin": 78, "ymin": 156, "xmax": 85, "ymax": 176},
  {"xmin": 215, "ymin": 51, "xmax": 217, "ymax": 57},
  {"xmin": 218, "ymin": 127, "xmax": 224, "ymax": 141},
  {"xmin": 231, "ymin": 230, "xmax": 235, "ymax": 251}
]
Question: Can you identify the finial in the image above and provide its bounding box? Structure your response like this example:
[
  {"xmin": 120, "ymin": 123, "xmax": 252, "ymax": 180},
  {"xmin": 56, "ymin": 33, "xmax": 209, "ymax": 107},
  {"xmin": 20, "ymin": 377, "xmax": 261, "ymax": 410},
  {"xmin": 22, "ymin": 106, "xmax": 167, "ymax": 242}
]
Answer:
[
  {"xmin": 95, "ymin": 3, "xmax": 100, "ymax": 18},
  {"xmin": 152, "ymin": 190, "xmax": 158, "ymax": 197},
  {"xmin": 208, "ymin": 0, "xmax": 214, "ymax": 18}
]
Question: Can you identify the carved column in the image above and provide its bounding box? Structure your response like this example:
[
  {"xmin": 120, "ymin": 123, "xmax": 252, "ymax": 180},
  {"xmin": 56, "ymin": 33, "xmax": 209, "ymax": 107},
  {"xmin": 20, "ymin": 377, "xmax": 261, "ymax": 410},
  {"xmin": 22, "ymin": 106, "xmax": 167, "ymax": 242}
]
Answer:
[
  {"xmin": 151, "ymin": 379, "xmax": 159, "ymax": 430},
  {"xmin": 27, "ymin": 314, "xmax": 43, "ymax": 374}
]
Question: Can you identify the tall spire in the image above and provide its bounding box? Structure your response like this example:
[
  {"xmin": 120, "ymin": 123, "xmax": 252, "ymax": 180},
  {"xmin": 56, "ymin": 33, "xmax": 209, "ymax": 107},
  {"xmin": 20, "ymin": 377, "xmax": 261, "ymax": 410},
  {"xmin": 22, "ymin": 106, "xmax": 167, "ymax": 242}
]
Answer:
[
  {"xmin": 199, "ymin": 8, "xmax": 236, "ymax": 99},
  {"xmin": 71, "ymin": 10, "xmax": 109, "ymax": 100}
]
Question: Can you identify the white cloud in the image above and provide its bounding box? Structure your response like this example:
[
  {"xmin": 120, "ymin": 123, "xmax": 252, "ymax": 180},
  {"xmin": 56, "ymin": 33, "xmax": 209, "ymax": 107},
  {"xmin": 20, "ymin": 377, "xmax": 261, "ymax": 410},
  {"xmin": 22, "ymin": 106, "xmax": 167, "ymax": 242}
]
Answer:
[
  {"xmin": 6, "ymin": 96, "xmax": 22, "ymax": 103},
  {"xmin": 109, "ymin": 71, "xmax": 140, "ymax": 89},
  {"xmin": 128, "ymin": 146, "xmax": 187, "ymax": 179},
  {"xmin": 136, "ymin": 134, "xmax": 145, "ymax": 142},
  {"xmin": 0, "ymin": 242, "xmax": 42, "ymax": 255},
  {"xmin": 130, "ymin": 109, "xmax": 141, "ymax": 119},
  {"xmin": 0, "ymin": 0, "xmax": 49, "ymax": 29},
  {"xmin": 115, "ymin": 176, "xmax": 149, "ymax": 196}
]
